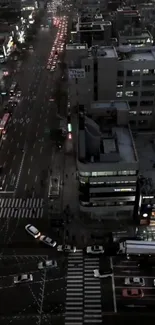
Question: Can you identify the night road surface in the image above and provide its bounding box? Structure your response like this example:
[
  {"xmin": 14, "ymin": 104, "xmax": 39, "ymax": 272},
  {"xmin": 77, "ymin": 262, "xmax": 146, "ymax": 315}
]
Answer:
[{"xmin": 0, "ymin": 13, "xmax": 62, "ymax": 198}]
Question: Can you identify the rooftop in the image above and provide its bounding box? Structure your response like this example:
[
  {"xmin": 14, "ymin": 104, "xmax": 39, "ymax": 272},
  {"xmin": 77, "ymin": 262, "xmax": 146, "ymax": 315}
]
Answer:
[
  {"xmin": 89, "ymin": 46, "xmax": 117, "ymax": 58},
  {"xmin": 78, "ymin": 101, "xmax": 138, "ymax": 165},
  {"xmin": 117, "ymin": 46, "xmax": 155, "ymax": 61},
  {"xmin": 119, "ymin": 29, "xmax": 152, "ymax": 38}
]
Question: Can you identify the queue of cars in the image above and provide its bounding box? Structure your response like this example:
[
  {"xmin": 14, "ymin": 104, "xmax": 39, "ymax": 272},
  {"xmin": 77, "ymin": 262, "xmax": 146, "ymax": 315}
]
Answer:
[{"xmin": 47, "ymin": 15, "xmax": 68, "ymax": 72}]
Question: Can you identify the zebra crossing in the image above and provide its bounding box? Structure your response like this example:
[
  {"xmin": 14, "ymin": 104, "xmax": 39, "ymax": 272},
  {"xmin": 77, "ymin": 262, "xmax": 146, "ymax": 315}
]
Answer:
[
  {"xmin": 0, "ymin": 198, "xmax": 44, "ymax": 219},
  {"xmin": 65, "ymin": 251, "xmax": 102, "ymax": 325}
]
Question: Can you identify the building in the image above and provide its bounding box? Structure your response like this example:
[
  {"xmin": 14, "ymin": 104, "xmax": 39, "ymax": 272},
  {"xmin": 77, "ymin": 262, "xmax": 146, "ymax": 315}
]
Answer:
[
  {"xmin": 115, "ymin": 7, "xmax": 142, "ymax": 31},
  {"xmin": 0, "ymin": 0, "xmax": 21, "ymax": 22},
  {"xmin": 75, "ymin": 18, "xmax": 112, "ymax": 47},
  {"xmin": 66, "ymin": 44, "xmax": 155, "ymax": 129},
  {"xmin": 77, "ymin": 100, "xmax": 139, "ymax": 220},
  {"xmin": 118, "ymin": 28, "xmax": 153, "ymax": 47}
]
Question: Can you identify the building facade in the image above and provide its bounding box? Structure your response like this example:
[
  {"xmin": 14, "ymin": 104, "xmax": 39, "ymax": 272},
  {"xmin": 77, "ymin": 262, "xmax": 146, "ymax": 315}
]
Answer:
[
  {"xmin": 66, "ymin": 44, "xmax": 155, "ymax": 129},
  {"xmin": 77, "ymin": 100, "xmax": 139, "ymax": 219}
]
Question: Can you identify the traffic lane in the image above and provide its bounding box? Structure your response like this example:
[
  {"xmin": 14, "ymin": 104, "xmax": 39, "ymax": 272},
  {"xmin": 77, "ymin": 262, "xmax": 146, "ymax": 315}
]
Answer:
[
  {"xmin": 0, "ymin": 279, "xmax": 42, "ymax": 316},
  {"xmin": 101, "ymin": 276, "xmax": 115, "ymax": 312},
  {"xmin": 3, "ymin": 70, "xmax": 52, "ymax": 187},
  {"xmin": 0, "ymin": 257, "xmax": 46, "ymax": 278},
  {"xmin": 0, "ymin": 218, "xmax": 63, "ymax": 254},
  {"xmin": 116, "ymin": 287, "xmax": 155, "ymax": 308}
]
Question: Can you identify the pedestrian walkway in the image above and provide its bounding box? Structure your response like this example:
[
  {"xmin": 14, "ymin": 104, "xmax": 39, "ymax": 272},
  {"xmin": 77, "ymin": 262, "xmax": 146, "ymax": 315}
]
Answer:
[
  {"xmin": 0, "ymin": 198, "xmax": 44, "ymax": 219},
  {"xmin": 65, "ymin": 252, "xmax": 102, "ymax": 325},
  {"xmin": 84, "ymin": 257, "xmax": 102, "ymax": 324},
  {"xmin": 65, "ymin": 251, "xmax": 84, "ymax": 325}
]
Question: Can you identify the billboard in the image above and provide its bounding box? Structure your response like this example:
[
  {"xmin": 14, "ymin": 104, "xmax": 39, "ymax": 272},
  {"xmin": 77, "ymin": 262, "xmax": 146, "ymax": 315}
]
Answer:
[{"xmin": 68, "ymin": 68, "xmax": 85, "ymax": 79}]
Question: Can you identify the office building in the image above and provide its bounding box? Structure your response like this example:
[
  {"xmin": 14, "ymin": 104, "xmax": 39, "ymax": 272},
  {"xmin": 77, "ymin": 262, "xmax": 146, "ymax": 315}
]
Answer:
[
  {"xmin": 77, "ymin": 100, "xmax": 139, "ymax": 219},
  {"xmin": 66, "ymin": 44, "xmax": 155, "ymax": 129}
]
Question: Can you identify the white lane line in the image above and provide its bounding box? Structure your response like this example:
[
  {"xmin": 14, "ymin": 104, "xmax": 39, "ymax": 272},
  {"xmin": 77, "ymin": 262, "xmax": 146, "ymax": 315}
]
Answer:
[
  {"xmin": 35, "ymin": 175, "xmax": 38, "ymax": 183},
  {"xmin": 110, "ymin": 257, "xmax": 117, "ymax": 313},
  {"xmin": 28, "ymin": 168, "xmax": 30, "ymax": 175},
  {"xmin": 14, "ymin": 151, "xmax": 26, "ymax": 191},
  {"xmin": 13, "ymin": 155, "xmax": 16, "ymax": 161},
  {"xmin": 17, "ymin": 142, "xmax": 19, "ymax": 148},
  {"xmin": 7, "ymin": 149, "xmax": 10, "ymax": 155},
  {"xmin": 33, "ymin": 144, "xmax": 35, "ymax": 149},
  {"xmin": 40, "ymin": 147, "xmax": 43, "ymax": 154},
  {"xmin": 24, "ymin": 184, "xmax": 27, "ymax": 191},
  {"xmin": 36, "ymin": 132, "xmax": 38, "ymax": 137},
  {"xmin": 9, "ymin": 169, "xmax": 12, "ymax": 175},
  {"xmin": 31, "ymin": 156, "xmax": 33, "ymax": 161}
]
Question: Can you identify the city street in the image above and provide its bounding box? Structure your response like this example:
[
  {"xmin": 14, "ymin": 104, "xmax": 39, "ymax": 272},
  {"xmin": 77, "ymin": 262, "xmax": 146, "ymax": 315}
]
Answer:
[{"xmin": 0, "ymin": 12, "xmax": 61, "ymax": 197}]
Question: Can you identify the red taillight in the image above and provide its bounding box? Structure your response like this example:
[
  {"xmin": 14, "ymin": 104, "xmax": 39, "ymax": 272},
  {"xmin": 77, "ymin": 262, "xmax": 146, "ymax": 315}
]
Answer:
[{"xmin": 68, "ymin": 133, "xmax": 72, "ymax": 140}]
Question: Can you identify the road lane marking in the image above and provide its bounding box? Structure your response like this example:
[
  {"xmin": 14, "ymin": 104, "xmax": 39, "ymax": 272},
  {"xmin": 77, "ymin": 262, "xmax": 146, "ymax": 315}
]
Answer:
[
  {"xmin": 14, "ymin": 151, "xmax": 26, "ymax": 192},
  {"xmin": 35, "ymin": 175, "xmax": 38, "ymax": 183},
  {"xmin": 9, "ymin": 169, "xmax": 12, "ymax": 175},
  {"xmin": 13, "ymin": 155, "xmax": 16, "ymax": 161},
  {"xmin": 40, "ymin": 147, "xmax": 43, "ymax": 154},
  {"xmin": 33, "ymin": 144, "xmax": 35, "ymax": 149},
  {"xmin": 110, "ymin": 257, "xmax": 117, "ymax": 313},
  {"xmin": 31, "ymin": 156, "xmax": 33, "ymax": 161},
  {"xmin": 36, "ymin": 132, "xmax": 38, "ymax": 137},
  {"xmin": 7, "ymin": 149, "xmax": 10, "ymax": 155},
  {"xmin": 3, "ymin": 162, "xmax": 6, "ymax": 168},
  {"xmin": 17, "ymin": 142, "xmax": 19, "ymax": 148},
  {"xmin": 28, "ymin": 168, "xmax": 30, "ymax": 175},
  {"xmin": 20, "ymin": 132, "xmax": 22, "ymax": 136},
  {"xmin": 24, "ymin": 184, "xmax": 27, "ymax": 191}
]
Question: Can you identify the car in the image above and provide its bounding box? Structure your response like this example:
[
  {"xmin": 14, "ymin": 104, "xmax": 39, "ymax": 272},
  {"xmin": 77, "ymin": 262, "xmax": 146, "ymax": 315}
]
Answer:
[
  {"xmin": 38, "ymin": 260, "xmax": 57, "ymax": 269},
  {"xmin": 124, "ymin": 277, "xmax": 145, "ymax": 286},
  {"xmin": 94, "ymin": 268, "xmax": 113, "ymax": 278},
  {"xmin": 86, "ymin": 245, "xmax": 104, "ymax": 254},
  {"xmin": 122, "ymin": 288, "xmax": 144, "ymax": 298},
  {"xmin": 14, "ymin": 273, "xmax": 33, "ymax": 284},
  {"xmin": 25, "ymin": 224, "xmax": 41, "ymax": 238},
  {"xmin": 40, "ymin": 235, "xmax": 56, "ymax": 247},
  {"xmin": 57, "ymin": 244, "xmax": 76, "ymax": 253}
]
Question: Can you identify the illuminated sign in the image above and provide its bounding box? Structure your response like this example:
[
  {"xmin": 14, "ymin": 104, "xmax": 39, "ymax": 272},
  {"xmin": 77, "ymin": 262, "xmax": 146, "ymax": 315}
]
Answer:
[{"xmin": 68, "ymin": 68, "xmax": 85, "ymax": 79}]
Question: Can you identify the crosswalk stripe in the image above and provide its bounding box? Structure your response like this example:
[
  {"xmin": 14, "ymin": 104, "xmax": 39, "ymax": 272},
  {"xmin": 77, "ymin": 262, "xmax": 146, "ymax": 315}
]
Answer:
[
  {"xmin": 0, "ymin": 198, "xmax": 44, "ymax": 219},
  {"xmin": 65, "ymin": 252, "xmax": 103, "ymax": 325}
]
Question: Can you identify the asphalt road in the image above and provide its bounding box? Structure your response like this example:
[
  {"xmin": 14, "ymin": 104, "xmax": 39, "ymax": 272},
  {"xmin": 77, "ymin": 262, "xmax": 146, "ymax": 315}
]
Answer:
[{"xmin": 0, "ymin": 12, "xmax": 61, "ymax": 197}]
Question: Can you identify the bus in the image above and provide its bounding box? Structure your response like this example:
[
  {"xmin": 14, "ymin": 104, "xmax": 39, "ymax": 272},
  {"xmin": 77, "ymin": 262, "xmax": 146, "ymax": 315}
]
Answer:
[
  {"xmin": 48, "ymin": 176, "xmax": 60, "ymax": 198},
  {"xmin": 9, "ymin": 82, "xmax": 17, "ymax": 96},
  {"xmin": 0, "ymin": 113, "xmax": 11, "ymax": 140}
]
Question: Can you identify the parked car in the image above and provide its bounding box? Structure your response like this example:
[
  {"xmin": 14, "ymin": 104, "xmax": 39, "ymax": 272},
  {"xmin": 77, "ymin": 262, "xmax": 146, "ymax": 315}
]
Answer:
[
  {"xmin": 86, "ymin": 245, "xmax": 104, "ymax": 254},
  {"xmin": 57, "ymin": 244, "xmax": 76, "ymax": 253},
  {"xmin": 14, "ymin": 273, "xmax": 33, "ymax": 284},
  {"xmin": 124, "ymin": 277, "xmax": 145, "ymax": 286},
  {"xmin": 39, "ymin": 235, "xmax": 56, "ymax": 247},
  {"xmin": 38, "ymin": 260, "xmax": 57, "ymax": 270},
  {"xmin": 93, "ymin": 268, "xmax": 113, "ymax": 278},
  {"xmin": 25, "ymin": 224, "xmax": 41, "ymax": 238},
  {"xmin": 122, "ymin": 288, "xmax": 144, "ymax": 298}
]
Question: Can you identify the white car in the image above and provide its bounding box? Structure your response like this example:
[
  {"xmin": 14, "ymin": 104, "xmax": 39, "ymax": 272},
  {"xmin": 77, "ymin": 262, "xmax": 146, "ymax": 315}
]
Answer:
[
  {"xmin": 86, "ymin": 245, "xmax": 104, "ymax": 254},
  {"xmin": 124, "ymin": 277, "xmax": 145, "ymax": 286},
  {"xmin": 25, "ymin": 224, "xmax": 41, "ymax": 238},
  {"xmin": 40, "ymin": 235, "xmax": 56, "ymax": 247},
  {"xmin": 14, "ymin": 273, "xmax": 33, "ymax": 284},
  {"xmin": 38, "ymin": 260, "xmax": 57, "ymax": 270},
  {"xmin": 57, "ymin": 244, "xmax": 76, "ymax": 253},
  {"xmin": 94, "ymin": 268, "xmax": 113, "ymax": 278}
]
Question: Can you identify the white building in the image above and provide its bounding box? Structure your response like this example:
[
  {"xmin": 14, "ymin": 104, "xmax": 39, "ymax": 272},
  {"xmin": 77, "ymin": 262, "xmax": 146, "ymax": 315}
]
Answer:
[
  {"xmin": 66, "ymin": 44, "xmax": 155, "ymax": 129},
  {"xmin": 77, "ymin": 100, "xmax": 139, "ymax": 219}
]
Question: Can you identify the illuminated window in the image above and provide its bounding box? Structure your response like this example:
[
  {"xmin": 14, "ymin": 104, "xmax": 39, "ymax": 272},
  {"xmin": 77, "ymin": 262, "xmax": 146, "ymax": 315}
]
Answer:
[
  {"xmin": 125, "ymin": 91, "xmax": 133, "ymax": 97},
  {"xmin": 129, "ymin": 110, "xmax": 137, "ymax": 115},
  {"xmin": 143, "ymin": 69, "xmax": 149, "ymax": 75},
  {"xmin": 116, "ymin": 91, "xmax": 122, "ymax": 98}
]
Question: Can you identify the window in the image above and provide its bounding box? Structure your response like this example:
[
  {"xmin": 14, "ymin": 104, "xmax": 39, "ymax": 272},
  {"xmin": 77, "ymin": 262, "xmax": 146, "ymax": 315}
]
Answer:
[
  {"xmin": 126, "ymin": 81, "xmax": 139, "ymax": 87},
  {"xmin": 140, "ymin": 111, "xmax": 152, "ymax": 116},
  {"xmin": 140, "ymin": 100, "xmax": 153, "ymax": 106},
  {"xmin": 141, "ymin": 91, "xmax": 154, "ymax": 97},
  {"xmin": 129, "ymin": 110, "xmax": 137, "ymax": 115},
  {"xmin": 85, "ymin": 65, "xmax": 90, "ymax": 72},
  {"xmin": 118, "ymin": 170, "xmax": 136, "ymax": 176},
  {"xmin": 142, "ymin": 80, "xmax": 155, "ymax": 87},
  {"xmin": 116, "ymin": 91, "xmax": 123, "ymax": 98},
  {"xmin": 127, "ymin": 70, "xmax": 132, "ymax": 76},
  {"xmin": 117, "ymin": 70, "xmax": 124, "ymax": 77},
  {"xmin": 79, "ymin": 172, "xmax": 91, "ymax": 176},
  {"xmin": 125, "ymin": 91, "xmax": 133, "ymax": 97},
  {"xmin": 132, "ymin": 69, "xmax": 140, "ymax": 75},
  {"xmin": 143, "ymin": 69, "xmax": 149, "ymax": 75},
  {"xmin": 129, "ymin": 101, "xmax": 137, "ymax": 107},
  {"xmin": 117, "ymin": 81, "xmax": 123, "ymax": 88}
]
